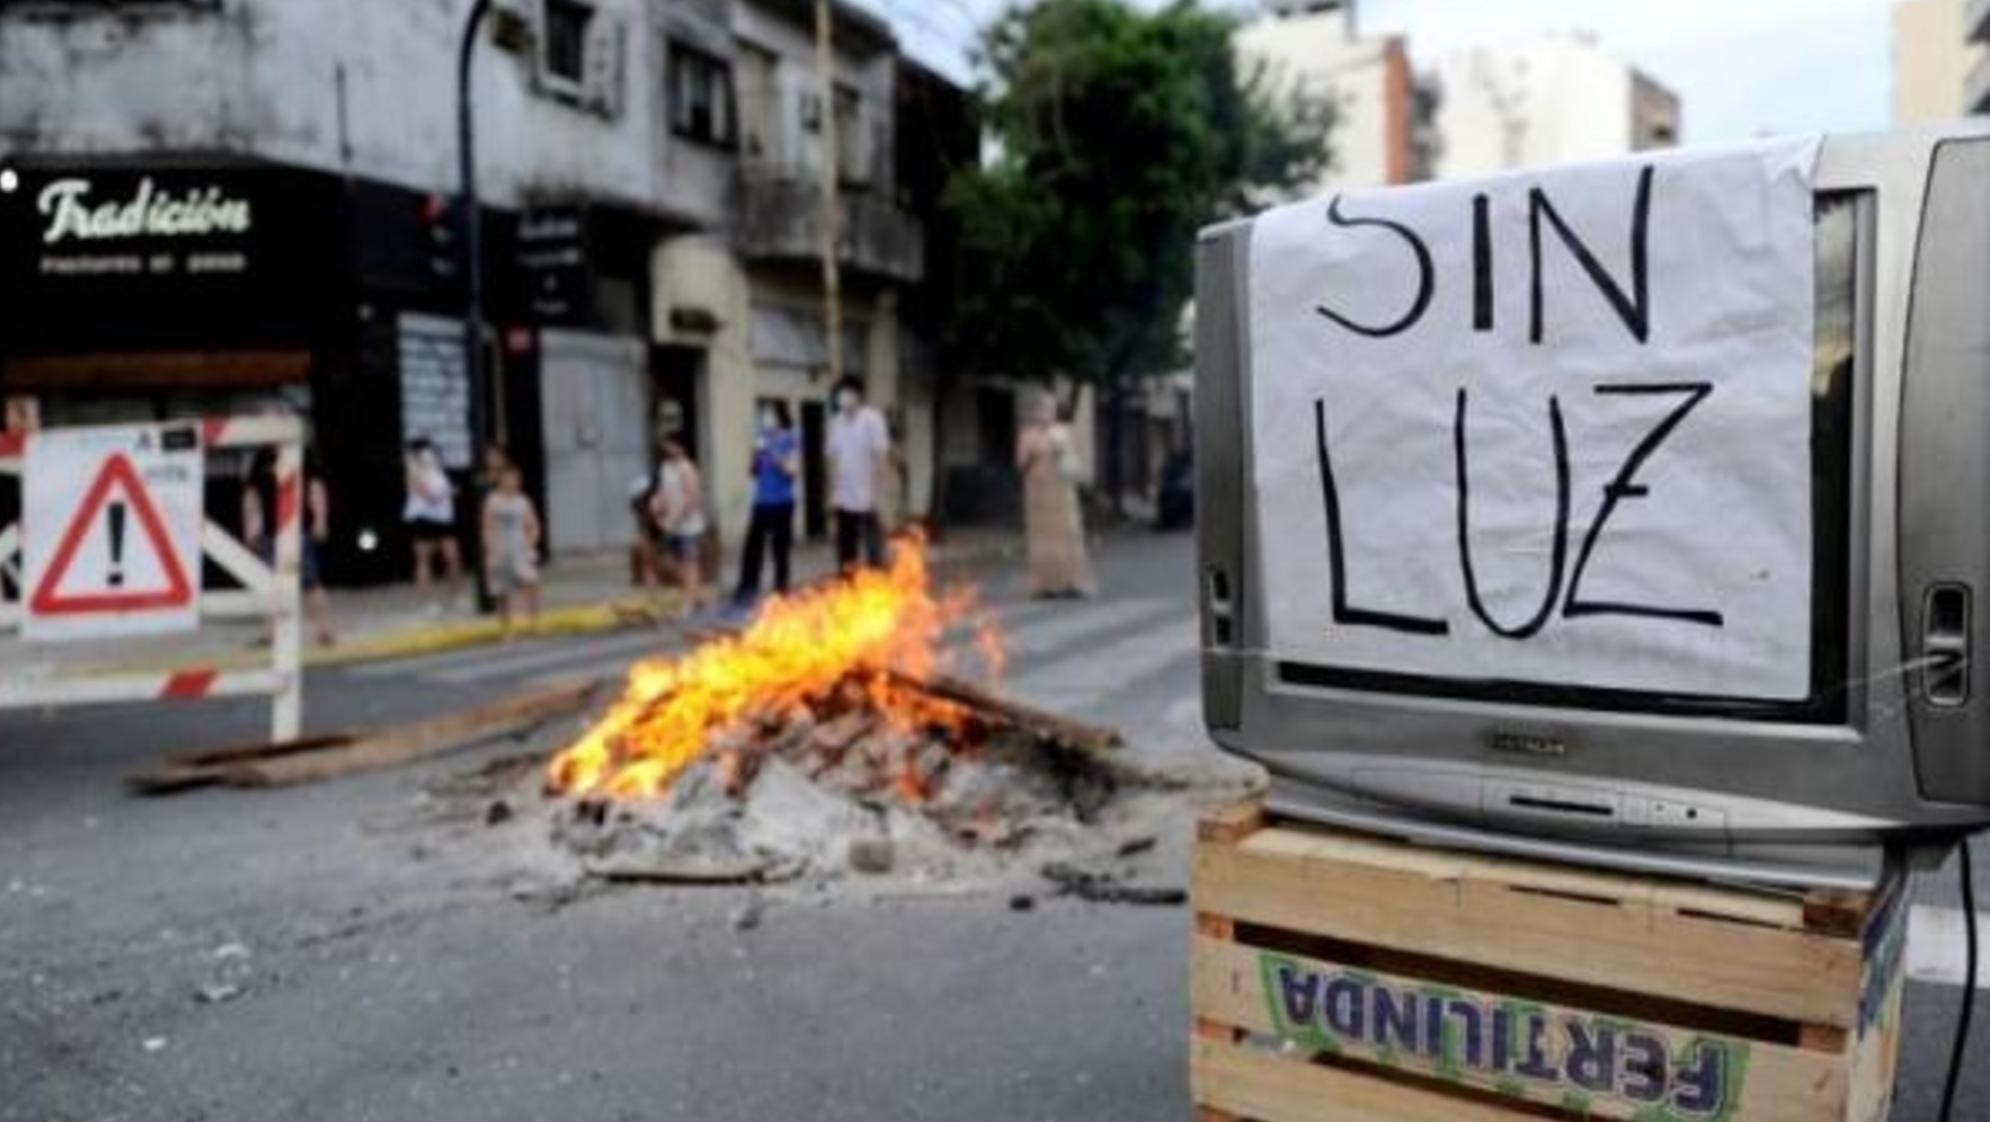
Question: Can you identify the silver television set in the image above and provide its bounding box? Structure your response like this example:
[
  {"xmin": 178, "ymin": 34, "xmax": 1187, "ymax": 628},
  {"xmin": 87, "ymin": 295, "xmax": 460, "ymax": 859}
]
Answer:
[{"xmin": 1194, "ymin": 124, "xmax": 1990, "ymax": 878}]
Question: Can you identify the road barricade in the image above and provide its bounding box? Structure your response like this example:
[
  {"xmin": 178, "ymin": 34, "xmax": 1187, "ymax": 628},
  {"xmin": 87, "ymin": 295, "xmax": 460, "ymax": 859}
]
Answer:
[{"xmin": 0, "ymin": 415, "xmax": 304, "ymax": 740}]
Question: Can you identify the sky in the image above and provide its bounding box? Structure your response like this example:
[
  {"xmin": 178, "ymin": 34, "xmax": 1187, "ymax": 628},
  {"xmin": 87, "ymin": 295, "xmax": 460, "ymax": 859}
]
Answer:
[{"xmin": 856, "ymin": 0, "xmax": 1900, "ymax": 145}]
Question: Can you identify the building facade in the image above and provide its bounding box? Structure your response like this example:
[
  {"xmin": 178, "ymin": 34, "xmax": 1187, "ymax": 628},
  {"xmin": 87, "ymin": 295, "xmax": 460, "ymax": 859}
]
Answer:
[
  {"xmin": 1893, "ymin": 0, "xmax": 1987, "ymax": 121},
  {"xmin": 1234, "ymin": 0, "xmax": 1434, "ymax": 192},
  {"xmin": 1428, "ymin": 33, "xmax": 1679, "ymax": 181},
  {"xmin": 1975, "ymin": 0, "xmax": 1990, "ymax": 111},
  {"xmin": 0, "ymin": 0, "xmax": 964, "ymax": 581},
  {"xmin": 653, "ymin": 0, "xmax": 935, "ymax": 549}
]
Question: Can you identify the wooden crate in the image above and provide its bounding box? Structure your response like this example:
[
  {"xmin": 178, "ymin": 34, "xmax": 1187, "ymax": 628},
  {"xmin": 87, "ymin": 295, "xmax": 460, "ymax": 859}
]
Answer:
[{"xmin": 1190, "ymin": 802, "xmax": 1907, "ymax": 1122}]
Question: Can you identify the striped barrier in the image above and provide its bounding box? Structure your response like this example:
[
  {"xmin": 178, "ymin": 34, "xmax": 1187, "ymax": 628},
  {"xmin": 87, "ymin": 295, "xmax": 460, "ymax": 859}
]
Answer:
[{"xmin": 0, "ymin": 414, "xmax": 304, "ymax": 740}]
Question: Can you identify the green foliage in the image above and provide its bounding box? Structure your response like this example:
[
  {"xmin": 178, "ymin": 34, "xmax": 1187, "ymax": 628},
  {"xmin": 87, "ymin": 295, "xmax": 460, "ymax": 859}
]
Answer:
[{"xmin": 943, "ymin": 0, "xmax": 1334, "ymax": 386}]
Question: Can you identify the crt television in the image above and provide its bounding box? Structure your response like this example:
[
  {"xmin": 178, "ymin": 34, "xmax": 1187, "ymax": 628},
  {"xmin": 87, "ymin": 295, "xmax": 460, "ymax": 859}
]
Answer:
[{"xmin": 1195, "ymin": 124, "xmax": 1990, "ymax": 867}]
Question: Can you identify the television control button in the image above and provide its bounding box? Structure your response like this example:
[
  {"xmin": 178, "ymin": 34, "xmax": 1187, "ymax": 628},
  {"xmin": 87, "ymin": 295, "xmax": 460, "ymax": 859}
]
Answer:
[{"xmin": 1921, "ymin": 582, "xmax": 1971, "ymax": 707}]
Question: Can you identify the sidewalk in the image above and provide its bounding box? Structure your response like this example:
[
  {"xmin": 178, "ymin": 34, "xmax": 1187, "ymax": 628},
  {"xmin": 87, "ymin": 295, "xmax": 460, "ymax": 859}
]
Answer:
[
  {"xmin": 0, "ymin": 525, "xmax": 1029, "ymax": 680},
  {"xmin": 323, "ymin": 524, "xmax": 1026, "ymax": 662},
  {"xmin": 315, "ymin": 548, "xmax": 662, "ymax": 665}
]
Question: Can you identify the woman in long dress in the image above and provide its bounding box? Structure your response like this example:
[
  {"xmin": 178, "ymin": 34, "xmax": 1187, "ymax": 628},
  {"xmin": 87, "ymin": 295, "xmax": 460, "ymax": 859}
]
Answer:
[{"xmin": 1016, "ymin": 391, "xmax": 1097, "ymax": 598}]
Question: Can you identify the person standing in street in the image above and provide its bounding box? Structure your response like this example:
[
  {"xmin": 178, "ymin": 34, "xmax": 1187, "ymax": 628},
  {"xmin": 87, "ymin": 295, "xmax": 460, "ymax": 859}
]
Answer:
[
  {"xmin": 243, "ymin": 447, "xmax": 336, "ymax": 646},
  {"xmin": 628, "ymin": 469, "xmax": 665, "ymax": 591},
  {"xmin": 1017, "ymin": 390, "xmax": 1097, "ymax": 598},
  {"xmin": 826, "ymin": 376, "xmax": 890, "ymax": 571},
  {"xmin": 734, "ymin": 401, "xmax": 799, "ymax": 606},
  {"xmin": 652, "ymin": 434, "xmax": 711, "ymax": 619},
  {"xmin": 403, "ymin": 437, "xmax": 463, "ymax": 612},
  {"xmin": 481, "ymin": 462, "xmax": 542, "ymax": 640}
]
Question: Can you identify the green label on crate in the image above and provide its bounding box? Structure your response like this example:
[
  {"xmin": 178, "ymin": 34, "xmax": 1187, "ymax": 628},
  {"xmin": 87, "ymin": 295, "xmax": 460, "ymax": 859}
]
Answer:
[{"xmin": 1258, "ymin": 952, "xmax": 1751, "ymax": 1122}]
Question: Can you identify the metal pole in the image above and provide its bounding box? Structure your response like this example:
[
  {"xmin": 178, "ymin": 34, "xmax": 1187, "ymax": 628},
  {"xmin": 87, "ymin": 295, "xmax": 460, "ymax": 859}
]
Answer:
[
  {"xmin": 815, "ymin": 0, "xmax": 844, "ymax": 387},
  {"xmin": 458, "ymin": 0, "xmax": 493, "ymax": 453},
  {"xmin": 458, "ymin": 0, "xmax": 495, "ymax": 612}
]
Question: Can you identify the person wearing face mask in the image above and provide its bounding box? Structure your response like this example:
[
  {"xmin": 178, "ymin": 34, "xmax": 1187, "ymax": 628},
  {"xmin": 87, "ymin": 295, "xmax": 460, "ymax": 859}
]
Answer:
[
  {"xmin": 733, "ymin": 401, "xmax": 800, "ymax": 606},
  {"xmin": 825, "ymin": 376, "xmax": 890, "ymax": 570}
]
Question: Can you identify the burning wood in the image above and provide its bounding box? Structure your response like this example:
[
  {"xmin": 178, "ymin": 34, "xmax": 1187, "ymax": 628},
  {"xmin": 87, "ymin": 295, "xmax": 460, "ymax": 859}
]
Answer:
[
  {"xmin": 545, "ymin": 533, "xmax": 1022, "ymax": 802},
  {"xmin": 545, "ymin": 534, "xmax": 1138, "ymax": 884}
]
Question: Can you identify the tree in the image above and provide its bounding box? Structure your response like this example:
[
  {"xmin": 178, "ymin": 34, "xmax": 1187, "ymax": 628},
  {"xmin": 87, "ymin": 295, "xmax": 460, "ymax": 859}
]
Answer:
[{"xmin": 942, "ymin": 0, "xmax": 1334, "ymax": 505}]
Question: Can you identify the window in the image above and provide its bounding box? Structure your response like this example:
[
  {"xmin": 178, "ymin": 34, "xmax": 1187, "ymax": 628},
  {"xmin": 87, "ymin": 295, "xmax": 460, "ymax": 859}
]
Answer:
[
  {"xmin": 670, "ymin": 42, "xmax": 735, "ymax": 148},
  {"xmin": 542, "ymin": 0, "xmax": 593, "ymax": 89},
  {"xmin": 536, "ymin": 0, "xmax": 623, "ymax": 116}
]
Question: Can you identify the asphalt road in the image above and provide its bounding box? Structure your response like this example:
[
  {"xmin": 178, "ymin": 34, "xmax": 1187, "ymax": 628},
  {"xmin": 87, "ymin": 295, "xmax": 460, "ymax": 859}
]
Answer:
[{"xmin": 4, "ymin": 530, "xmax": 1989, "ymax": 1122}]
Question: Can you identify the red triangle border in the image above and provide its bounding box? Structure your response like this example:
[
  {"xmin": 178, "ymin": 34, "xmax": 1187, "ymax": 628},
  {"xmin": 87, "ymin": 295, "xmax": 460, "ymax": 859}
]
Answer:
[{"xmin": 29, "ymin": 452, "xmax": 195, "ymax": 615}]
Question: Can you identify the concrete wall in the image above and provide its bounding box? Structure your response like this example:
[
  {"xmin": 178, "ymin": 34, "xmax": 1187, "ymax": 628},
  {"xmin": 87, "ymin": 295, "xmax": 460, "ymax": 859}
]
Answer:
[
  {"xmin": 0, "ymin": 0, "xmax": 730, "ymax": 222},
  {"xmin": 897, "ymin": 325, "xmax": 934, "ymax": 519},
  {"xmin": 652, "ymin": 234, "xmax": 756, "ymax": 543},
  {"xmin": 730, "ymin": 0, "xmax": 894, "ymax": 187},
  {"xmin": 734, "ymin": 171, "xmax": 924, "ymax": 281},
  {"xmin": 1431, "ymin": 34, "xmax": 1674, "ymax": 180},
  {"xmin": 1894, "ymin": 0, "xmax": 1984, "ymax": 122}
]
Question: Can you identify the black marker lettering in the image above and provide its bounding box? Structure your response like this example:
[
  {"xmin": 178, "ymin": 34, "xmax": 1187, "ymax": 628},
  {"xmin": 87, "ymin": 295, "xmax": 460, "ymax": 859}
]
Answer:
[
  {"xmin": 1472, "ymin": 192, "xmax": 1494, "ymax": 332},
  {"xmin": 1564, "ymin": 382, "xmax": 1723, "ymax": 627},
  {"xmin": 1455, "ymin": 388, "xmax": 1571, "ymax": 640},
  {"xmin": 1316, "ymin": 398, "xmax": 1449, "ymax": 635},
  {"xmin": 1315, "ymin": 195, "xmax": 1435, "ymax": 339},
  {"xmin": 1529, "ymin": 164, "xmax": 1654, "ymax": 344}
]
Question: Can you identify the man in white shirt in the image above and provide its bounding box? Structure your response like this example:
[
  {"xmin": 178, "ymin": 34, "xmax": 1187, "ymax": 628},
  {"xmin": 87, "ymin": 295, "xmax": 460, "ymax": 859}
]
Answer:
[{"xmin": 825, "ymin": 375, "xmax": 890, "ymax": 570}]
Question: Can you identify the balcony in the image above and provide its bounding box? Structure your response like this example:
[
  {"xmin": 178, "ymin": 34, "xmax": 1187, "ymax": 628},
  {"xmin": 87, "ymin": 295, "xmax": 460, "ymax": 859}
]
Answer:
[{"xmin": 733, "ymin": 166, "xmax": 926, "ymax": 285}]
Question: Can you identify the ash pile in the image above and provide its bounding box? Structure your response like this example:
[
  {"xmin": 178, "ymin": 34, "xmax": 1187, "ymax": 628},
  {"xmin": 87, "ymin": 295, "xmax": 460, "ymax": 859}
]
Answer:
[{"xmin": 551, "ymin": 674, "xmax": 1168, "ymax": 891}]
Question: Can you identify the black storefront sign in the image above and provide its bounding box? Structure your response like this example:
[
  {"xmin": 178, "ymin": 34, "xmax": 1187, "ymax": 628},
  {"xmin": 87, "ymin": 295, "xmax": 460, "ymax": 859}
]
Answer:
[
  {"xmin": 515, "ymin": 203, "xmax": 592, "ymax": 325},
  {"xmin": 0, "ymin": 159, "xmax": 347, "ymax": 358}
]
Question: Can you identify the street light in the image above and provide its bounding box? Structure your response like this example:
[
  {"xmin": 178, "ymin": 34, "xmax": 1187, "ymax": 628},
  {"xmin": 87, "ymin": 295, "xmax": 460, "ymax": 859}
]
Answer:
[{"xmin": 458, "ymin": 0, "xmax": 496, "ymax": 612}]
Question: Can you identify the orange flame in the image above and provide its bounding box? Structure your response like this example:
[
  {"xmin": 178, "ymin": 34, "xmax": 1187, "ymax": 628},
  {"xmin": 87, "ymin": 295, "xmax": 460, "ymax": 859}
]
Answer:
[{"xmin": 546, "ymin": 532, "xmax": 997, "ymax": 800}]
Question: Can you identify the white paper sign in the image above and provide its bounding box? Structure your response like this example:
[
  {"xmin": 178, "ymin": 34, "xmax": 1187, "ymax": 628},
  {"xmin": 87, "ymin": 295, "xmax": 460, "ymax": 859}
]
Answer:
[
  {"xmin": 23, "ymin": 422, "xmax": 205, "ymax": 641},
  {"xmin": 1248, "ymin": 139, "xmax": 1819, "ymax": 700}
]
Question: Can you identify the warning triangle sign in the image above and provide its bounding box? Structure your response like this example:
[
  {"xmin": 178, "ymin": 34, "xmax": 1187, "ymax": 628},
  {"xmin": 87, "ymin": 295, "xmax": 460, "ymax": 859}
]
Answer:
[{"xmin": 29, "ymin": 452, "xmax": 195, "ymax": 615}]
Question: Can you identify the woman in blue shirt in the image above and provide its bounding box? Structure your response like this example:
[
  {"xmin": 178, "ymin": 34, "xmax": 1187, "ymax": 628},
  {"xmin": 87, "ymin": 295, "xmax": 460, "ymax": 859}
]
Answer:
[{"xmin": 733, "ymin": 401, "xmax": 800, "ymax": 606}]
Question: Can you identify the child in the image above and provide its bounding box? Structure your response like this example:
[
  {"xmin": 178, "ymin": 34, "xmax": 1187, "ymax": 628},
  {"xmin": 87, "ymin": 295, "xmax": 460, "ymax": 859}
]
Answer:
[
  {"xmin": 650, "ymin": 435, "xmax": 711, "ymax": 619},
  {"xmin": 481, "ymin": 465, "xmax": 542, "ymax": 640}
]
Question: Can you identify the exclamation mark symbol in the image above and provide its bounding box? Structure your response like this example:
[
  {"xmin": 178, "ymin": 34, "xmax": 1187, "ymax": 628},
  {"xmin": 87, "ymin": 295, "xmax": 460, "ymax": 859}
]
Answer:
[{"xmin": 106, "ymin": 501, "xmax": 126, "ymax": 588}]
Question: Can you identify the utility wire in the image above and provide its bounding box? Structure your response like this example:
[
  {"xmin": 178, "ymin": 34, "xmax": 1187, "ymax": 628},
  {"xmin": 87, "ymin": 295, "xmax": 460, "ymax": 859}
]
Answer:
[{"xmin": 861, "ymin": 0, "xmax": 984, "ymax": 56}]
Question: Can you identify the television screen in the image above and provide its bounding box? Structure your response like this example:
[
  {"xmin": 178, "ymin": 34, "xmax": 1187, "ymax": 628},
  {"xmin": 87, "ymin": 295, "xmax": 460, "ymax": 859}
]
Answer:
[{"xmin": 1273, "ymin": 193, "xmax": 1858, "ymax": 725}]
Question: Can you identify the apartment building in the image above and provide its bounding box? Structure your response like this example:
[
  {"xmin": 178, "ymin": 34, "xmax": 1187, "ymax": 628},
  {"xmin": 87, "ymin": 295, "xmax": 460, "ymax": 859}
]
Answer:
[{"xmin": 1429, "ymin": 32, "xmax": 1680, "ymax": 180}]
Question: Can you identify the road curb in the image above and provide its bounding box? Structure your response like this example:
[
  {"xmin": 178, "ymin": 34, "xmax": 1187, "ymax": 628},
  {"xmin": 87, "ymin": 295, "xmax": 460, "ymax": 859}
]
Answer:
[
  {"xmin": 306, "ymin": 594, "xmax": 678, "ymax": 667},
  {"xmin": 36, "ymin": 593, "xmax": 681, "ymax": 679}
]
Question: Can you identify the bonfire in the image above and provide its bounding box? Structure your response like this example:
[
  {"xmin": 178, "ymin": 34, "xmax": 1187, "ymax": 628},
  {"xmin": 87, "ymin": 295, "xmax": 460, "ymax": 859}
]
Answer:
[
  {"xmin": 547, "ymin": 533, "xmax": 1006, "ymax": 801},
  {"xmin": 544, "ymin": 533, "xmax": 1143, "ymax": 886}
]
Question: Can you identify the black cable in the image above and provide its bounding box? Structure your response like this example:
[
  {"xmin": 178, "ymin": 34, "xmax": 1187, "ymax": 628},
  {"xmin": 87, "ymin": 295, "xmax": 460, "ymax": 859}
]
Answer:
[{"xmin": 1938, "ymin": 839, "xmax": 1976, "ymax": 1122}]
